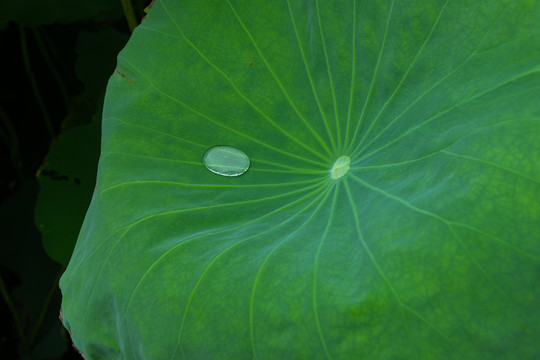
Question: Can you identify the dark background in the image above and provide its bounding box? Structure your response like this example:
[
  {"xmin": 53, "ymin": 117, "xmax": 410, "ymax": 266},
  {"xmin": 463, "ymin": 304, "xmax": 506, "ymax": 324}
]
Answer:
[{"xmin": 0, "ymin": 1, "xmax": 148, "ymax": 358}]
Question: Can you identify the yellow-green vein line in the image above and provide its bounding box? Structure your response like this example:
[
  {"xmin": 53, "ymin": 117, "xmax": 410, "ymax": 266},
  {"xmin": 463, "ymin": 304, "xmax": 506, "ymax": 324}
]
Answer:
[
  {"xmin": 315, "ymin": 0, "xmax": 341, "ymax": 152},
  {"xmin": 344, "ymin": 0, "xmax": 357, "ymax": 153},
  {"xmin": 100, "ymin": 177, "xmax": 328, "ymax": 194},
  {"xmin": 442, "ymin": 150, "xmax": 540, "ymax": 184},
  {"xmin": 286, "ymin": 0, "xmax": 337, "ymax": 154},
  {"xmin": 349, "ymin": 174, "xmax": 518, "ymax": 302},
  {"xmin": 346, "ymin": 0, "xmax": 395, "ymax": 154},
  {"xmin": 121, "ymin": 57, "xmax": 328, "ymax": 167},
  {"xmin": 350, "ymin": 0, "xmax": 450, "ymax": 156},
  {"xmin": 350, "ymin": 4, "xmax": 509, "ymax": 160},
  {"xmin": 312, "ymin": 184, "xmax": 339, "ymax": 360},
  {"xmin": 249, "ymin": 182, "xmax": 333, "ymax": 359},
  {"xmin": 354, "ymin": 69, "xmax": 539, "ymax": 163},
  {"xmin": 225, "ymin": 0, "xmax": 333, "ymax": 158},
  {"xmin": 344, "ymin": 180, "xmax": 418, "ymax": 356},
  {"xmin": 158, "ymin": 1, "xmax": 329, "ymax": 163}
]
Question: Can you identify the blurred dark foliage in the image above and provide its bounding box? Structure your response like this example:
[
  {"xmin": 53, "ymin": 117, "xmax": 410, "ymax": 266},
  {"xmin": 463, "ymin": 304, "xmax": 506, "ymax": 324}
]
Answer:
[{"xmin": 0, "ymin": 1, "xmax": 146, "ymax": 358}]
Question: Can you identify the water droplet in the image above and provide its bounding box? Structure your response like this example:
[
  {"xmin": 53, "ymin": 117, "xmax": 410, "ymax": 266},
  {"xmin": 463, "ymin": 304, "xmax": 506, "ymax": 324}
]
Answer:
[
  {"xmin": 331, "ymin": 156, "xmax": 350, "ymax": 180},
  {"xmin": 203, "ymin": 145, "xmax": 250, "ymax": 177}
]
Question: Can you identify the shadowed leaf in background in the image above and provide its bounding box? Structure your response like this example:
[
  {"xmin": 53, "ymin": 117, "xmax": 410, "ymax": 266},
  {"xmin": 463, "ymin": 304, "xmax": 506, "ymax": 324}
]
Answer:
[{"xmin": 35, "ymin": 27, "xmax": 129, "ymax": 266}]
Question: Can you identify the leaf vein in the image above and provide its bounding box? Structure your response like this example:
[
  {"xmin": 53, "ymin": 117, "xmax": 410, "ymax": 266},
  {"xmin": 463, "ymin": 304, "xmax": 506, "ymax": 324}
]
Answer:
[
  {"xmin": 225, "ymin": 0, "xmax": 333, "ymax": 158},
  {"xmin": 286, "ymin": 0, "xmax": 337, "ymax": 154},
  {"xmin": 156, "ymin": 1, "xmax": 330, "ymax": 162}
]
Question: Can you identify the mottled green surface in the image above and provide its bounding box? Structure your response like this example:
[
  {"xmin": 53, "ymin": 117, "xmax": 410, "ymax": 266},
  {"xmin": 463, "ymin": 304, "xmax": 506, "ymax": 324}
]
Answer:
[{"xmin": 60, "ymin": 0, "xmax": 540, "ymax": 359}]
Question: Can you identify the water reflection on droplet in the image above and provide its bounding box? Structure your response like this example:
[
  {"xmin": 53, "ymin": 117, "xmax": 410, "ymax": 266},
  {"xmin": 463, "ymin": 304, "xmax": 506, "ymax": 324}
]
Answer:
[
  {"xmin": 331, "ymin": 156, "xmax": 351, "ymax": 180},
  {"xmin": 203, "ymin": 145, "xmax": 250, "ymax": 177}
]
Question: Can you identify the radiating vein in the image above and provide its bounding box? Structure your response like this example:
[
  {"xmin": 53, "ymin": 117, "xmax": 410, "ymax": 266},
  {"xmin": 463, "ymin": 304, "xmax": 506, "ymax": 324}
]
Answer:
[
  {"xmin": 349, "ymin": 174, "xmax": 536, "ymax": 289},
  {"xmin": 101, "ymin": 151, "xmax": 201, "ymax": 166},
  {"xmin": 156, "ymin": 2, "xmax": 329, "ymax": 163},
  {"xmin": 225, "ymin": 0, "xmax": 333, "ymax": 158},
  {"xmin": 445, "ymin": 225, "xmax": 511, "ymax": 302},
  {"xmin": 352, "ymin": 117, "xmax": 533, "ymax": 168},
  {"xmin": 352, "ymin": 6, "xmax": 537, "ymax": 161},
  {"xmin": 249, "ymin": 183, "xmax": 333, "ymax": 360},
  {"xmin": 450, "ymin": 222, "xmax": 540, "ymax": 262},
  {"xmin": 246, "ymin": 162, "xmax": 328, "ymax": 175},
  {"xmin": 355, "ymin": 69, "xmax": 539, "ymax": 163},
  {"xmin": 121, "ymin": 57, "xmax": 328, "ymax": 167},
  {"xmin": 122, "ymin": 181, "xmax": 330, "ymax": 360},
  {"xmin": 105, "ymin": 115, "xmax": 328, "ymax": 174},
  {"xmin": 75, "ymin": 227, "xmax": 132, "ymax": 334},
  {"xmin": 66, "ymin": 225, "xmax": 128, "ymax": 284},
  {"xmin": 350, "ymin": 0, "xmax": 450, "ymax": 156},
  {"xmin": 87, "ymin": 183, "xmax": 330, "ymax": 282},
  {"xmin": 312, "ymin": 185, "xmax": 339, "ymax": 360},
  {"xmin": 286, "ymin": 0, "xmax": 337, "ymax": 154},
  {"xmin": 441, "ymin": 150, "xmax": 540, "ymax": 184},
  {"xmin": 104, "ymin": 116, "xmax": 208, "ymax": 149},
  {"xmin": 348, "ymin": 173, "xmax": 532, "ymax": 260},
  {"xmin": 122, "ymin": 181, "xmax": 329, "ymax": 321},
  {"xmin": 99, "ymin": 177, "xmax": 327, "ymax": 194},
  {"xmin": 346, "ymin": 0, "xmax": 395, "ymax": 154},
  {"xmin": 96, "ymin": 178, "xmax": 327, "ymax": 222},
  {"xmin": 344, "ymin": 0, "xmax": 357, "ymax": 152},
  {"xmin": 344, "ymin": 180, "xmax": 418, "ymax": 356},
  {"xmin": 315, "ymin": 0, "xmax": 340, "ymax": 151},
  {"xmin": 351, "ymin": 150, "xmax": 442, "ymax": 169},
  {"xmin": 79, "ymin": 176, "xmax": 328, "ymax": 358},
  {"xmin": 103, "ymin": 150, "xmax": 328, "ymax": 175},
  {"xmin": 344, "ymin": 180, "xmax": 455, "ymax": 355}
]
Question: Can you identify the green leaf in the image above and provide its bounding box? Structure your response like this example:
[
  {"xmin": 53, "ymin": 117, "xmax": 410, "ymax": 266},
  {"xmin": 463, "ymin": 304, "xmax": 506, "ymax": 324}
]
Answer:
[
  {"xmin": 35, "ymin": 117, "xmax": 100, "ymax": 266},
  {"xmin": 35, "ymin": 27, "xmax": 129, "ymax": 266},
  {"xmin": 60, "ymin": 0, "xmax": 540, "ymax": 359}
]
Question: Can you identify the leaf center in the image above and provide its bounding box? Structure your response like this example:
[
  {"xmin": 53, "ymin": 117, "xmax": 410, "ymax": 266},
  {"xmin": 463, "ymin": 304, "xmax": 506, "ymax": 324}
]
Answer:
[{"xmin": 331, "ymin": 156, "xmax": 351, "ymax": 180}]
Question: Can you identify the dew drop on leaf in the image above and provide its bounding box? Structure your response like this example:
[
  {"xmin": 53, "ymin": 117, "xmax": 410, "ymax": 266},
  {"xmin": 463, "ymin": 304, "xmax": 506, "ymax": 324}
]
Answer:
[
  {"xmin": 203, "ymin": 145, "xmax": 250, "ymax": 177},
  {"xmin": 331, "ymin": 156, "xmax": 351, "ymax": 180}
]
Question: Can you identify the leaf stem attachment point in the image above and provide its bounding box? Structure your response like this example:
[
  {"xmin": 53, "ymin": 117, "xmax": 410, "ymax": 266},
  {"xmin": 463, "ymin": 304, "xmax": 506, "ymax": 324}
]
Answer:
[{"xmin": 331, "ymin": 156, "xmax": 351, "ymax": 180}]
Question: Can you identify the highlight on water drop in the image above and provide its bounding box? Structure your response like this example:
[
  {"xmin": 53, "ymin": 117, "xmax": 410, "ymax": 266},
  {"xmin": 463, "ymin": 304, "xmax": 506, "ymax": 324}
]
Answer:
[{"xmin": 202, "ymin": 145, "xmax": 250, "ymax": 177}]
